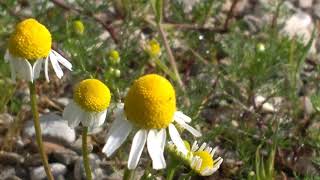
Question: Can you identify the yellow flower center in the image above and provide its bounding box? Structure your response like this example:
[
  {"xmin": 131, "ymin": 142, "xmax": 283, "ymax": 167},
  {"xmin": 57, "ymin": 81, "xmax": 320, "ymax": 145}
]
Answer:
[
  {"xmin": 73, "ymin": 79, "xmax": 111, "ymax": 112},
  {"xmin": 8, "ymin": 18, "xmax": 52, "ymax": 61},
  {"xmin": 147, "ymin": 39, "xmax": 161, "ymax": 57},
  {"xmin": 193, "ymin": 151, "xmax": 214, "ymax": 173},
  {"xmin": 124, "ymin": 74, "xmax": 176, "ymax": 129}
]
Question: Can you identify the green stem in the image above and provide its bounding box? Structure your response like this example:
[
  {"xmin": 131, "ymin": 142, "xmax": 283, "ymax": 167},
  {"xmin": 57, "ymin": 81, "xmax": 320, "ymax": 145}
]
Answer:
[
  {"xmin": 157, "ymin": 23, "xmax": 185, "ymax": 91},
  {"xmin": 166, "ymin": 167, "xmax": 176, "ymax": 180},
  {"xmin": 82, "ymin": 127, "xmax": 92, "ymax": 180},
  {"xmin": 28, "ymin": 82, "xmax": 54, "ymax": 180},
  {"xmin": 123, "ymin": 168, "xmax": 135, "ymax": 180}
]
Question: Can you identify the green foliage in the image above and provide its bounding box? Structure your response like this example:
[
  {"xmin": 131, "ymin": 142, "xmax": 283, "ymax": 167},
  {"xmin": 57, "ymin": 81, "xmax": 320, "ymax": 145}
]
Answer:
[{"xmin": 255, "ymin": 144, "xmax": 276, "ymax": 180}]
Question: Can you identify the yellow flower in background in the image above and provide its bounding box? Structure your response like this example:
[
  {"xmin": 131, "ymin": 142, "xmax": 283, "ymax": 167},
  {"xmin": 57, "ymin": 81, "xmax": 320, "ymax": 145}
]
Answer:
[
  {"xmin": 109, "ymin": 49, "xmax": 120, "ymax": 64},
  {"xmin": 63, "ymin": 79, "xmax": 111, "ymax": 132},
  {"xmin": 73, "ymin": 20, "xmax": 85, "ymax": 35},
  {"xmin": 5, "ymin": 18, "xmax": 72, "ymax": 82},
  {"xmin": 103, "ymin": 74, "xmax": 201, "ymax": 170},
  {"xmin": 189, "ymin": 141, "xmax": 223, "ymax": 176},
  {"xmin": 146, "ymin": 39, "xmax": 161, "ymax": 57}
]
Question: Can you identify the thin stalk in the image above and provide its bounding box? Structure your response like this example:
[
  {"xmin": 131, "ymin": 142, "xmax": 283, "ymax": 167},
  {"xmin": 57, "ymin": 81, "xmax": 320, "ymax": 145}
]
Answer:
[
  {"xmin": 123, "ymin": 168, "xmax": 135, "ymax": 180},
  {"xmin": 152, "ymin": 58, "xmax": 178, "ymax": 82},
  {"xmin": 82, "ymin": 127, "xmax": 93, "ymax": 180},
  {"xmin": 166, "ymin": 167, "xmax": 176, "ymax": 180},
  {"xmin": 157, "ymin": 23, "xmax": 185, "ymax": 91},
  {"xmin": 28, "ymin": 82, "xmax": 54, "ymax": 180}
]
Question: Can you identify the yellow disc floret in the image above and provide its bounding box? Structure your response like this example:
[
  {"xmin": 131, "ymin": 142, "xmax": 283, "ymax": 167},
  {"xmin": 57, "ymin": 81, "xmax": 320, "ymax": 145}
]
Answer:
[
  {"xmin": 73, "ymin": 79, "xmax": 111, "ymax": 112},
  {"xmin": 193, "ymin": 151, "xmax": 214, "ymax": 173},
  {"xmin": 124, "ymin": 74, "xmax": 176, "ymax": 129},
  {"xmin": 73, "ymin": 20, "xmax": 85, "ymax": 35},
  {"xmin": 8, "ymin": 18, "xmax": 52, "ymax": 61},
  {"xmin": 109, "ymin": 50, "xmax": 120, "ymax": 64},
  {"xmin": 147, "ymin": 39, "xmax": 161, "ymax": 57}
]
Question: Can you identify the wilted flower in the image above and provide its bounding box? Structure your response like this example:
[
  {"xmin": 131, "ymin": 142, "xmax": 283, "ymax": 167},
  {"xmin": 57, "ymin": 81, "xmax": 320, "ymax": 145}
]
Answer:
[
  {"xmin": 63, "ymin": 79, "xmax": 111, "ymax": 132},
  {"xmin": 5, "ymin": 18, "xmax": 72, "ymax": 82},
  {"xmin": 102, "ymin": 74, "xmax": 201, "ymax": 170}
]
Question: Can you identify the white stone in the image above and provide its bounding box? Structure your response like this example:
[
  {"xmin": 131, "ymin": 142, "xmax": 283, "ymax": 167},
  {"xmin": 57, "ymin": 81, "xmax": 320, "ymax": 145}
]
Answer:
[
  {"xmin": 23, "ymin": 113, "xmax": 76, "ymax": 144},
  {"xmin": 281, "ymin": 12, "xmax": 316, "ymax": 55},
  {"xmin": 299, "ymin": 0, "xmax": 313, "ymax": 8},
  {"xmin": 30, "ymin": 163, "xmax": 67, "ymax": 180},
  {"xmin": 254, "ymin": 96, "xmax": 276, "ymax": 113}
]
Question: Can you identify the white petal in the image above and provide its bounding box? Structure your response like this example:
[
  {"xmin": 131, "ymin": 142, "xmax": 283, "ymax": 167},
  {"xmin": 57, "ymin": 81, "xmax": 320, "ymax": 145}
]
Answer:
[
  {"xmin": 205, "ymin": 147, "xmax": 212, "ymax": 153},
  {"xmin": 32, "ymin": 59, "xmax": 43, "ymax": 80},
  {"xmin": 4, "ymin": 50, "xmax": 11, "ymax": 62},
  {"xmin": 44, "ymin": 57, "xmax": 50, "ymax": 82},
  {"xmin": 51, "ymin": 50, "xmax": 72, "ymax": 70},
  {"xmin": 102, "ymin": 116, "xmax": 132, "ymax": 157},
  {"xmin": 174, "ymin": 111, "xmax": 191, "ymax": 123},
  {"xmin": 196, "ymin": 158, "xmax": 202, "ymax": 171},
  {"xmin": 174, "ymin": 117, "xmax": 201, "ymax": 137},
  {"xmin": 199, "ymin": 142, "xmax": 207, "ymax": 151},
  {"xmin": 8, "ymin": 59, "xmax": 16, "ymax": 82},
  {"xmin": 128, "ymin": 130, "xmax": 147, "ymax": 170},
  {"xmin": 214, "ymin": 157, "xmax": 223, "ymax": 167},
  {"xmin": 190, "ymin": 157, "xmax": 197, "ymax": 168},
  {"xmin": 50, "ymin": 53, "xmax": 64, "ymax": 79},
  {"xmin": 201, "ymin": 168, "xmax": 214, "ymax": 176},
  {"xmin": 168, "ymin": 124, "xmax": 187, "ymax": 155},
  {"xmin": 211, "ymin": 147, "xmax": 218, "ymax": 157},
  {"xmin": 62, "ymin": 101, "xmax": 83, "ymax": 128},
  {"xmin": 147, "ymin": 129, "xmax": 166, "ymax": 169},
  {"xmin": 86, "ymin": 110, "xmax": 107, "ymax": 133},
  {"xmin": 97, "ymin": 110, "xmax": 108, "ymax": 127},
  {"xmin": 191, "ymin": 141, "xmax": 199, "ymax": 152},
  {"xmin": 13, "ymin": 58, "xmax": 33, "ymax": 82}
]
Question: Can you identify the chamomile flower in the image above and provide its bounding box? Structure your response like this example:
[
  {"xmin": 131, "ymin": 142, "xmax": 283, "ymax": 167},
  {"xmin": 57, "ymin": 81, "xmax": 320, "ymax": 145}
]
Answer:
[
  {"xmin": 102, "ymin": 74, "xmax": 201, "ymax": 170},
  {"xmin": 189, "ymin": 141, "xmax": 223, "ymax": 176},
  {"xmin": 63, "ymin": 79, "xmax": 111, "ymax": 132},
  {"xmin": 4, "ymin": 18, "xmax": 72, "ymax": 82}
]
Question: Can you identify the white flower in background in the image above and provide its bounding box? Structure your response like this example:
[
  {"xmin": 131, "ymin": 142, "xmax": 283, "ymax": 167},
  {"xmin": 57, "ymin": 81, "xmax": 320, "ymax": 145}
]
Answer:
[
  {"xmin": 63, "ymin": 79, "xmax": 111, "ymax": 133},
  {"xmin": 5, "ymin": 18, "xmax": 72, "ymax": 83},
  {"xmin": 102, "ymin": 74, "xmax": 201, "ymax": 170}
]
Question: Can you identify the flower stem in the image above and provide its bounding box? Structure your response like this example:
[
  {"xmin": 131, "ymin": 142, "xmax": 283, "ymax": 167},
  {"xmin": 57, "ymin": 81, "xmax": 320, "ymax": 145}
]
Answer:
[
  {"xmin": 123, "ymin": 168, "xmax": 135, "ymax": 180},
  {"xmin": 157, "ymin": 23, "xmax": 185, "ymax": 91},
  {"xmin": 82, "ymin": 127, "xmax": 93, "ymax": 180},
  {"xmin": 166, "ymin": 167, "xmax": 176, "ymax": 180},
  {"xmin": 28, "ymin": 82, "xmax": 54, "ymax": 180}
]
